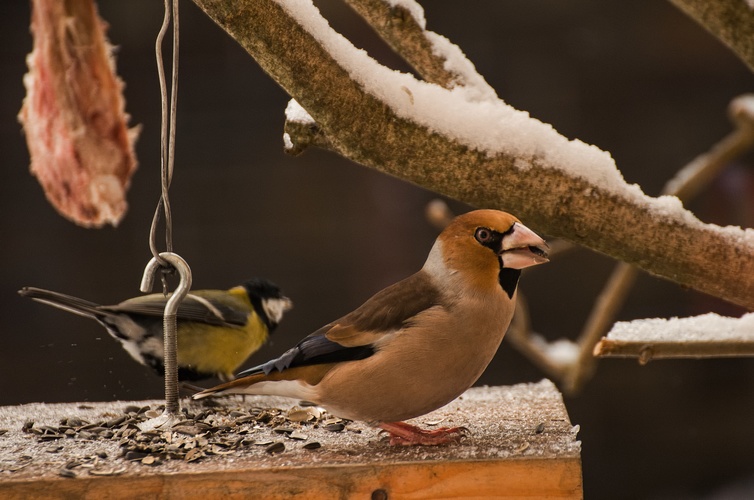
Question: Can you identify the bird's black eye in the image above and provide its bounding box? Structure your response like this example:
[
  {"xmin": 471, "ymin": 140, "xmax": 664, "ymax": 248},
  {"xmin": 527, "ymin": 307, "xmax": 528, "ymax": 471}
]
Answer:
[{"xmin": 474, "ymin": 227, "xmax": 492, "ymax": 244}]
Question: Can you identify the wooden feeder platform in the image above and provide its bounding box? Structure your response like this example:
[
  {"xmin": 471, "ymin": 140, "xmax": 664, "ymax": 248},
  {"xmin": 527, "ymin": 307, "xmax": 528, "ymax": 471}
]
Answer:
[{"xmin": 0, "ymin": 380, "xmax": 582, "ymax": 499}]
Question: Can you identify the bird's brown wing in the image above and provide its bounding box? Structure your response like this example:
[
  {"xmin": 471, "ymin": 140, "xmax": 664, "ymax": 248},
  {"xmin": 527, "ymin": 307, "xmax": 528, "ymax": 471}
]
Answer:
[{"xmin": 237, "ymin": 272, "xmax": 441, "ymax": 378}]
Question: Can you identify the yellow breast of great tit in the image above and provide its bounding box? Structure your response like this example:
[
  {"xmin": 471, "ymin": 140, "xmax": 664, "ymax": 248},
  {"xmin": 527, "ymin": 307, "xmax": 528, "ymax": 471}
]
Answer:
[{"xmin": 176, "ymin": 287, "xmax": 269, "ymax": 381}]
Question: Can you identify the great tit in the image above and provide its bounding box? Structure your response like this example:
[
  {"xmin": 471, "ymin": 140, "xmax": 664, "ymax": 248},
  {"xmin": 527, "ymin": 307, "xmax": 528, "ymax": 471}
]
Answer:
[
  {"xmin": 194, "ymin": 210, "xmax": 549, "ymax": 445},
  {"xmin": 19, "ymin": 279, "xmax": 292, "ymax": 382}
]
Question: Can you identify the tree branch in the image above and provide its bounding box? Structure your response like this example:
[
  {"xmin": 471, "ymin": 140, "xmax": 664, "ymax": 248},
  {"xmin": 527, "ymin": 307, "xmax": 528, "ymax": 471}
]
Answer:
[
  {"xmin": 594, "ymin": 338, "xmax": 754, "ymax": 362},
  {"xmin": 594, "ymin": 313, "xmax": 754, "ymax": 362},
  {"xmin": 343, "ymin": 0, "xmax": 497, "ymax": 99},
  {"xmin": 668, "ymin": 0, "xmax": 754, "ymax": 73},
  {"xmin": 191, "ymin": 0, "xmax": 754, "ymax": 310},
  {"xmin": 562, "ymin": 94, "xmax": 754, "ymax": 391}
]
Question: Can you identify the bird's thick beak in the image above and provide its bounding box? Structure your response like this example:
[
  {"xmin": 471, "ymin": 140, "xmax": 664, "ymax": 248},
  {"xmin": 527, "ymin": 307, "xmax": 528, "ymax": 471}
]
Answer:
[{"xmin": 499, "ymin": 222, "xmax": 550, "ymax": 269}]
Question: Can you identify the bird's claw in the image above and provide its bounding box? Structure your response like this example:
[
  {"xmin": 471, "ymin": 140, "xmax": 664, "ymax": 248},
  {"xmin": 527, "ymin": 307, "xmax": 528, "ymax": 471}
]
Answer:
[{"xmin": 378, "ymin": 421, "xmax": 469, "ymax": 446}]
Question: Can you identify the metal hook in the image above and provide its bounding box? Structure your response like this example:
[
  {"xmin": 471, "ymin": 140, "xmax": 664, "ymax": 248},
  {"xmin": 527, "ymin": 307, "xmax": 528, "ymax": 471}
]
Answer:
[
  {"xmin": 141, "ymin": 252, "xmax": 192, "ymax": 417},
  {"xmin": 141, "ymin": 251, "xmax": 191, "ymax": 299}
]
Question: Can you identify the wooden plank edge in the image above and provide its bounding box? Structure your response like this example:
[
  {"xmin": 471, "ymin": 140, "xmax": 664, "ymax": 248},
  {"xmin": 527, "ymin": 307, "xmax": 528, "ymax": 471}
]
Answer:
[{"xmin": 0, "ymin": 456, "xmax": 583, "ymax": 499}]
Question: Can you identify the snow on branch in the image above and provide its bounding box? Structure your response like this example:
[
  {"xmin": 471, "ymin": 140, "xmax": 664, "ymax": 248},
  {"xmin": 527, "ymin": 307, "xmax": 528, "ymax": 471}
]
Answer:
[
  {"xmin": 343, "ymin": 0, "xmax": 498, "ymax": 101},
  {"xmin": 191, "ymin": 0, "xmax": 754, "ymax": 311},
  {"xmin": 594, "ymin": 313, "xmax": 754, "ymax": 363}
]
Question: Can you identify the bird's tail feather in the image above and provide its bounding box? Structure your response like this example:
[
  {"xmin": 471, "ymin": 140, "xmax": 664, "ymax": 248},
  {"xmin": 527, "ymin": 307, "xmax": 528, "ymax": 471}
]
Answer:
[
  {"xmin": 18, "ymin": 287, "xmax": 104, "ymax": 320},
  {"xmin": 192, "ymin": 373, "xmax": 268, "ymax": 399},
  {"xmin": 192, "ymin": 364, "xmax": 331, "ymax": 401}
]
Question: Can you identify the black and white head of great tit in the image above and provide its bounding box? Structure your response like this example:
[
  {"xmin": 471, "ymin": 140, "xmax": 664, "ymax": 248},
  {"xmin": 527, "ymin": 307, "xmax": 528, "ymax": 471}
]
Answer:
[{"xmin": 242, "ymin": 278, "xmax": 291, "ymax": 332}]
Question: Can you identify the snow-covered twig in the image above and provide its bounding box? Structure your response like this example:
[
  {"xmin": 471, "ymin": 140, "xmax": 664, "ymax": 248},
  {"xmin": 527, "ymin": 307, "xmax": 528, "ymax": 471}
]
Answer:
[
  {"xmin": 594, "ymin": 313, "xmax": 754, "ymax": 363},
  {"xmin": 343, "ymin": 0, "xmax": 497, "ymax": 100},
  {"xmin": 284, "ymin": 0, "xmax": 497, "ymax": 156},
  {"xmin": 563, "ymin": 94, "xmax": 754, "ymax": 391}
]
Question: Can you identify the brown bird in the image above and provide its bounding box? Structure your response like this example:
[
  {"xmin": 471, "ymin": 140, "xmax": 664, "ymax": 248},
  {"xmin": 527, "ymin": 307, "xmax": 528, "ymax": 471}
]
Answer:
[{"xmin": 194, "ymin": 210, "xmax": 549, "ymax": 445}]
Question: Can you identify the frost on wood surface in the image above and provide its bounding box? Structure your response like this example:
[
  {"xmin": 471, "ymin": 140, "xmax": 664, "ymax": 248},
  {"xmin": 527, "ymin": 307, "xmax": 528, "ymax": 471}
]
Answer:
[{"xmin": 0, "ymin": 381, "xmax": 579, "ymax": 480}]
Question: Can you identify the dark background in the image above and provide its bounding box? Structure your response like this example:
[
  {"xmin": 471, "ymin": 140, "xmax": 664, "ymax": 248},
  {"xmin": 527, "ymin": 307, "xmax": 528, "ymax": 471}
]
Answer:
[{"xmin": 2, "ymin": 1, "xmax": 753, "ymax": 498}]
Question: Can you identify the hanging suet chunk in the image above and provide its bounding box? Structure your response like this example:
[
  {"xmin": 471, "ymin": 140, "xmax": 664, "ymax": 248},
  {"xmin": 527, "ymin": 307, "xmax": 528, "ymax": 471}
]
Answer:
[{"xmin": 18, "ymin": 0, "xmax": 139, "ymax": 227}]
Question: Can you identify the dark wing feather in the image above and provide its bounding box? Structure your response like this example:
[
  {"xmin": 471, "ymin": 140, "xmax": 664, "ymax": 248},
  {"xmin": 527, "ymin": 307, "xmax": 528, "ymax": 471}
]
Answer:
[
  {"xmin": 237, "ymin": 272, "xmax": 440, "ymax": 378},
  {"xmin": 103, "ymin": 293, "xmax": 249, "ymax": 327},
  {"xmin": 339, "ymin": 271, "xmax": 441, "ymax": 334}
]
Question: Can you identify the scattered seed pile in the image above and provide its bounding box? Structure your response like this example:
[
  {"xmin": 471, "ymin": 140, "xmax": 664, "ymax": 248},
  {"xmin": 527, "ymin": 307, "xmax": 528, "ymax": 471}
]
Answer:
[{"xmin": 1, "ymin": 398, "xmax": 361, "ymax": 479}]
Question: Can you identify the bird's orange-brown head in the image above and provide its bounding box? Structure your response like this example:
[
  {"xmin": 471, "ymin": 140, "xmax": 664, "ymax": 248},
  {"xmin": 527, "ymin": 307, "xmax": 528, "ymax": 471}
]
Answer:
[{"xmin": 426, "ymin": 209, "xmax": 549, "ymax": 297}]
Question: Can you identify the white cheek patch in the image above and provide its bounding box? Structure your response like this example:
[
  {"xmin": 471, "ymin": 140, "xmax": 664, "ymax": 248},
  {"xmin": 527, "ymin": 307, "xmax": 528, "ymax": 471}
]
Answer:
[
  {"xmin": 263, "ymin": 297, "xmax": 293, "ymax": 325},
  {"xmin": 422, "ymin": 239, "xmax": 447, "ymax": 276}
]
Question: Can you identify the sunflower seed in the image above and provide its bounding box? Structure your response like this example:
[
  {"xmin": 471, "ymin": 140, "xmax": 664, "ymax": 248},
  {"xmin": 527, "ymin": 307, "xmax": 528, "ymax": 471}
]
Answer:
[
  {"xmin": 265, "ymin": 442, "xmax": 285, "ymax": 454},
  {"xmin": 58, "ymin": 468, "xmax": 76, "ymax": 478},
  {"xmin": 105, "ymin": 416, "xmax": 127, "ymax": 428},
  {"xmin": 273, "ymin": 426, "xmax": 295, "ymax": 435},
  {"xmin": 172, "ymin": 425, "xmax": 202, "ymax": 436},
  {"xmin": 80, "ymin": 421, "xmax": 105, "ymax": 430},
  {"xmin": 125, "ymin": 450, "xmax": 149, "ymax": 461},
  {"xmin": 39, "ymin": 434, "xmax": 64, "ymax": 441}
]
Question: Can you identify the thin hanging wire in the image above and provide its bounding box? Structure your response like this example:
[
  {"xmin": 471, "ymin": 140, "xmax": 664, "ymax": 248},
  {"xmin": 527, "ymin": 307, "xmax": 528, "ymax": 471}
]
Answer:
[
  {"xmin": 141, "ymin": 0, "xmax": 187, "ymax": 421},
  {"xmin": 149, "ymin": 0, "xmax": 180, "ymax": 280}
]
